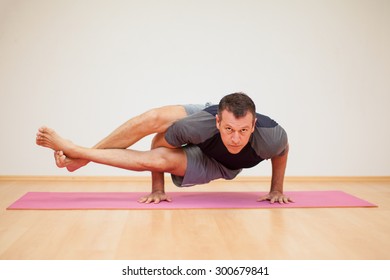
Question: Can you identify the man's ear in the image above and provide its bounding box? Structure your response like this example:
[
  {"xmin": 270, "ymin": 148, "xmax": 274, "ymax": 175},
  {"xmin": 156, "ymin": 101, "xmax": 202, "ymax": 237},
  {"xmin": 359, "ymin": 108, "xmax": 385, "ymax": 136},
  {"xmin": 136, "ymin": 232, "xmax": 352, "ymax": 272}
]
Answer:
[
  {"xmin": 216, "ymin": 114, "xmax": 221, "ymax": 129},
  {"xmin": 251, "ymin": 117, "xmax": 257, "ymax": 132}
]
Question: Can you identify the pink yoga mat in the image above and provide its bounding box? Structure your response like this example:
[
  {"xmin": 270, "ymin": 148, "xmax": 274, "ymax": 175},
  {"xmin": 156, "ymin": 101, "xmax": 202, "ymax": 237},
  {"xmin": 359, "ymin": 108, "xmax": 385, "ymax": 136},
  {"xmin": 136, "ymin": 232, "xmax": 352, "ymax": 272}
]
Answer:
[{"xmin": 7, "ymin": 191, "xmax": 376, "ymax": 210}]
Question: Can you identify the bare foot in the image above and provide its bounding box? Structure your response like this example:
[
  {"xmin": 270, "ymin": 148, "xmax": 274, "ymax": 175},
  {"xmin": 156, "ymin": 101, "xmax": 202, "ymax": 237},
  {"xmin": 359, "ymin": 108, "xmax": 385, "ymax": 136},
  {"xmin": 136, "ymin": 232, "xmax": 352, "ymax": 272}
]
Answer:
[
  {"xmin": 36, "ymin": 127, "xmax": 80, "ymax": 159},
  {"xmin": 54, "ymin": 151, "xmax": 88, "ymax": 172}
]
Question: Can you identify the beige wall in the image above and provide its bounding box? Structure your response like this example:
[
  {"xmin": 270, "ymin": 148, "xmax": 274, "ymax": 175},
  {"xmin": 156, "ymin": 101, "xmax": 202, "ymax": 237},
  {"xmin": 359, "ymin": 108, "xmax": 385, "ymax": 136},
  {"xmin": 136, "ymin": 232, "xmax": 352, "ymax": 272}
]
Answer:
[{"xmin": 0, "ymin": 0, "xmax": 389, "ymax": 176}]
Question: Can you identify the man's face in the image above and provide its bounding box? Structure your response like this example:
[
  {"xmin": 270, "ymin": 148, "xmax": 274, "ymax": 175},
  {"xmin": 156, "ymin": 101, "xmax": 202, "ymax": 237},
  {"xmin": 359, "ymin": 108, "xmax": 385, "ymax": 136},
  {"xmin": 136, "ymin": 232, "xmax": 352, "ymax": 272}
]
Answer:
[{"xmin": 216, "ymin": 110, "xmax": 256, "ymax": 154}]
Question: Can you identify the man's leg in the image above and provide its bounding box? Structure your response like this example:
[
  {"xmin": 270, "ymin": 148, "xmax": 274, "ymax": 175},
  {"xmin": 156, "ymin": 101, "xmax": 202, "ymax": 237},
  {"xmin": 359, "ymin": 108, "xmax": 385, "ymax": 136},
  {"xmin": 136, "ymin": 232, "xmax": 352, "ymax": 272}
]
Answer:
[
  {"xmin": 37, "ymin": 127, "xmax": 186, "ymax": 179},
  {"xmin": 92, "ymin": 105, "xmax": 187, "ymax": 149},
  {"xmin": 56, "ymin": 105, "xmax": 187, "ymax": 172}
]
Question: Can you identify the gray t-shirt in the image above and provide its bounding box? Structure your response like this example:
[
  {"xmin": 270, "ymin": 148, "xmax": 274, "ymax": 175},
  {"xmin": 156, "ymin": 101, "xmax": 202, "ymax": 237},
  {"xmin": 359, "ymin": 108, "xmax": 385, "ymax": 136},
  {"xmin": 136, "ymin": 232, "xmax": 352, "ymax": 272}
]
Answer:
[{"xmin": 165, "ymin": 105, "xmax": 288, "ymax": 170}]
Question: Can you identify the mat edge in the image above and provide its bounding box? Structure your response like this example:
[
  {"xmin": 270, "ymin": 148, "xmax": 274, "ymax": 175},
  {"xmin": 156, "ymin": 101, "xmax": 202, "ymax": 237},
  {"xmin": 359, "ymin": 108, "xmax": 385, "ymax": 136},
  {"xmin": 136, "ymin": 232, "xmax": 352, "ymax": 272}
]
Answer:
[{"xmin": 1, "ymin": 175, "xmax": 390, "ymax": 182}]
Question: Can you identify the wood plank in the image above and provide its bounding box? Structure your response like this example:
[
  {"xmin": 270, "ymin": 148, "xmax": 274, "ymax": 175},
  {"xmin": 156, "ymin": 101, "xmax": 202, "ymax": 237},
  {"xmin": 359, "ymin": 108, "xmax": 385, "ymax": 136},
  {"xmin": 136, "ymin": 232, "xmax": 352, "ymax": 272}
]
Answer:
[{"xmin": 0, "ymin": 179, "xmax": 389, "ymax": 259}]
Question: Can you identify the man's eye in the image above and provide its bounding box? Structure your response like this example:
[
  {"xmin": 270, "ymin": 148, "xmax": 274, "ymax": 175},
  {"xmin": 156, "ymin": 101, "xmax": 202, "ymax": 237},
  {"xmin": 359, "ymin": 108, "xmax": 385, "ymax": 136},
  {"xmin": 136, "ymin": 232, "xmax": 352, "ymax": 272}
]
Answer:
[
  {"xmin": 226, "ymin": 127, "xmax": 232, "ymax": 132},
  {"xmin": 241, "ymin": 129, "xmax": 248, "ymax": 133}
]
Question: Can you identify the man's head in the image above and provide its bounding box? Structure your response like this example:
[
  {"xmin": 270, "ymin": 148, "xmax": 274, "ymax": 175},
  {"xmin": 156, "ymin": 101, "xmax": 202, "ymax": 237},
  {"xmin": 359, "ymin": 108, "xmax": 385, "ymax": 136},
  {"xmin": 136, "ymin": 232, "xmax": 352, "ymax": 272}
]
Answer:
[{"xmin": 216, "ymin": 93, "xmax": 257, "ymax": 154}]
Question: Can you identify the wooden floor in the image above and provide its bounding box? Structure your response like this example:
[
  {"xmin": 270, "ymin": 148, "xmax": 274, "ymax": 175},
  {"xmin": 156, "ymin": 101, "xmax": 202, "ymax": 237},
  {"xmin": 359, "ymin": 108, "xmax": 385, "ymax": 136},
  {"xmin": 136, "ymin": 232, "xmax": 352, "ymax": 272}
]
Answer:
[{"xmin": 0, "ymin": 177, "xmax": 389, "ymax": 260}]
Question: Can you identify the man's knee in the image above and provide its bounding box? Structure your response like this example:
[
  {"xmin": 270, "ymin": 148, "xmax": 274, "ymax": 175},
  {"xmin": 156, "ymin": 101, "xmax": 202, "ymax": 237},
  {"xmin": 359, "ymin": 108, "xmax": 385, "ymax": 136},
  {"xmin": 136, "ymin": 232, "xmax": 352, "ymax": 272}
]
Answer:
[
  {"xmin": 144, "ymin": 105, "xmax": 187, "ymax": 133},
  {"xmin": 139, "ymin": 108, "xmax": 162, "ymax": 132}
]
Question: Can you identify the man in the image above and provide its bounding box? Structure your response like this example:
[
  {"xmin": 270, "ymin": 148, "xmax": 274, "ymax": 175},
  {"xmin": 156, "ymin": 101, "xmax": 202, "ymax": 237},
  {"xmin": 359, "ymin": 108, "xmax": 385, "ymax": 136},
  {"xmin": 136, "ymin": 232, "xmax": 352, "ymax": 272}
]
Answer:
[{"xmin": 36, "ymin": 92, "xmax": 292, "ymax": 204}]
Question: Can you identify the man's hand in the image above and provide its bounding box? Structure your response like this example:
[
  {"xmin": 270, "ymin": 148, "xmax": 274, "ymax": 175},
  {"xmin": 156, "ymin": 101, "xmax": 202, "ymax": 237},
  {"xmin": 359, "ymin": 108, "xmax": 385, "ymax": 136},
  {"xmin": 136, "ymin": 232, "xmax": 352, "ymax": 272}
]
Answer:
[
  {"xmin": 257, "ymin": 190, "xmax": 294, "ymax": 204},
  {"xmin": 138, "ymin": 191, "xmax": 172, "ymax": 204}
]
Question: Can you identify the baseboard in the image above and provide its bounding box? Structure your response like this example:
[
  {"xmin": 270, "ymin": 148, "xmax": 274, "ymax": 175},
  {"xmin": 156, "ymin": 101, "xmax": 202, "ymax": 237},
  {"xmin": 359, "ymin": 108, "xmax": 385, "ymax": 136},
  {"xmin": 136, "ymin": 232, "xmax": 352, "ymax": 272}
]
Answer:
[{"xmin": 1, "ymin": 175, "xmax": 389, "ymax": 182}]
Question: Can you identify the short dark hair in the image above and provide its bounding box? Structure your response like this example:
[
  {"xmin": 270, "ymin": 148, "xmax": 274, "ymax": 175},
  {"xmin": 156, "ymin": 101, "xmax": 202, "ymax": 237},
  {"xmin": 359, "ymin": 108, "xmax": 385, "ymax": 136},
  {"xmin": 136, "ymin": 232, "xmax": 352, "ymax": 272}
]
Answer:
[{"xmin": 218, "ymin": 92, "xmax": 256, "ymax": 120}]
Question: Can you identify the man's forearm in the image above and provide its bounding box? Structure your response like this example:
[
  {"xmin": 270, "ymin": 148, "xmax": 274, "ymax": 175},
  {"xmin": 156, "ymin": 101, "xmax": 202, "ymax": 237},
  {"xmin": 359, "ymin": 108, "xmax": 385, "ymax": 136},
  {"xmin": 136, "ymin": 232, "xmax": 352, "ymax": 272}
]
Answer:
[
  {"xmin": 270, "ymin": 144, "xmax": 289, "ymax": 193},
  {"xmin": 150, "ymin": 133, "xmax": 175, "ymax": 193}
]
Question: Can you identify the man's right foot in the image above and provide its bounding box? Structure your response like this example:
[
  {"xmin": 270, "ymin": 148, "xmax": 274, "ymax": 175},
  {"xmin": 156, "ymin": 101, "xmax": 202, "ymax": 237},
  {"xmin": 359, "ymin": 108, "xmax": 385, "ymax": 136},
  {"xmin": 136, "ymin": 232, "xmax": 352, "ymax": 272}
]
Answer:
[{"xmin": 54, "ymin": 151, "xmax": 88, "ymax": 172}]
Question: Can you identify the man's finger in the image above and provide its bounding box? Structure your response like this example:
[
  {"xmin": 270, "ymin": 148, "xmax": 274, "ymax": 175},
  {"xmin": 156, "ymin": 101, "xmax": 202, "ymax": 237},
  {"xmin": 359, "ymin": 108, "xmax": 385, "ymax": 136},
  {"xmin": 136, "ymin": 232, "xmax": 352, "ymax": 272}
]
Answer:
[
  {"xmin": 144, "ymin": 196, "xmax": 154, "ymax": 204},
  {"xmin": 257, "ymin": 195, "xmax": 269, "ymax": 202}
]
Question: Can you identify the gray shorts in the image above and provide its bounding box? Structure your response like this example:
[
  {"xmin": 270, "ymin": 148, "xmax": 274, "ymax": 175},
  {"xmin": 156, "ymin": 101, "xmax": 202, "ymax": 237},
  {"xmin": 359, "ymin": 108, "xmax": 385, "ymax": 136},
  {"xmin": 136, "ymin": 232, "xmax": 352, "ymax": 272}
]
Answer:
[
  {"xmin": 182, "ymin": 103, "xmax": 213, "ymax": 115},
  {"xmin": 170, "ymin": 103, "xmax": 242, "ymax": 187}
]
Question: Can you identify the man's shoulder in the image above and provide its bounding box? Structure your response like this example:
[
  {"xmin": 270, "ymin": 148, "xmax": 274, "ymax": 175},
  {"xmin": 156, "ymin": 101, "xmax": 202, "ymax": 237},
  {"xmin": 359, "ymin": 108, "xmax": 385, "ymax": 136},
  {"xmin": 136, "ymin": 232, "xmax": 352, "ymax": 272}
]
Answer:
[
  {"xmin": 252, "ymin": 114, "xmax": 287, "ymax": 159},
  {"xmin": 165, "ymin": 108, "xmax": 218, "ymax": 146},
  {"xmin": 203, "ymin": 104, "xmax": 218, "ymax": 116},
  {"xmin": 255, "ymin": 113, "xmax": 279, "ymax": 128}
]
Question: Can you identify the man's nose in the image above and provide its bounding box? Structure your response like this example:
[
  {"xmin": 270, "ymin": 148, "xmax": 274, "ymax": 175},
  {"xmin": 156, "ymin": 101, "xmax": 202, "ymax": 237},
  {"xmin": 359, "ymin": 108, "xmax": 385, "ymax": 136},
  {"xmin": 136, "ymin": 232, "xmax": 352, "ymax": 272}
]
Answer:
[{"xmin": 231, "ymin": 132, "xmax": 240, "ymax": 144}]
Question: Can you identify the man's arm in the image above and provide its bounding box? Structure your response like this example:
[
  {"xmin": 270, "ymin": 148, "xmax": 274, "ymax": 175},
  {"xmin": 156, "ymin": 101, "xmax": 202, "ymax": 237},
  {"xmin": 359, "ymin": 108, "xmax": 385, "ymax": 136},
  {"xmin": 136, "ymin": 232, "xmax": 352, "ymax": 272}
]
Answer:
[
  {"xmin": 138, "ymin": 132, "xmax": 176, "ymax": 204},
  {"xmin": 258, "ymin": 144, "xmax": 293, "ymax": 204}
]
